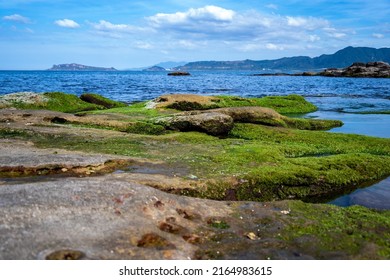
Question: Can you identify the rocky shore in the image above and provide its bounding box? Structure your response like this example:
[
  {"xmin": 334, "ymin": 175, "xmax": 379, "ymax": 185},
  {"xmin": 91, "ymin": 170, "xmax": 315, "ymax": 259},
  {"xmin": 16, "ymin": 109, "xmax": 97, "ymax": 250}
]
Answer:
[
  {"xmin": 253, "ymin": 61, "xmax": 390, "ymax": 78},
  {"xmin": 1, "ymin": 92, "xmax": 390, "ymax": 259}
]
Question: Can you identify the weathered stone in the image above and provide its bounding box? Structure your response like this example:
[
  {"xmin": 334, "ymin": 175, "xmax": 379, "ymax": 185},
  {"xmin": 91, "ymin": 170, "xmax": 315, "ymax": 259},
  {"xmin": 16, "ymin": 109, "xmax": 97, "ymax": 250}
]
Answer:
[
  {"xmin": 154, "ymin": 112, "xmax": 234, "ymax": 136},
  {"xmin": 319, "ymin": 61, "xmax": 390, "ymax": 78},
  {"xmin": 168, "ymin": 71, "xmax": 191, "ymax": 76},
  {"xmin": 146, "ymin": 94, "xmax": 218, "ymax": 110},
  {"xmin": 210, "ymin": 106, "xmax": 285, "ymax": 126}
]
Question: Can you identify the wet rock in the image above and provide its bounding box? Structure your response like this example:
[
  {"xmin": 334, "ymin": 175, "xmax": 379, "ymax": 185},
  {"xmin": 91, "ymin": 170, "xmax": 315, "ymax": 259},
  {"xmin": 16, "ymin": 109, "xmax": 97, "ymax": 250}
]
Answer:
[
  {"xmin": 154, "ymin": 111, "xmax": 234, "ymax": 136},
  {"xmin": 210, "ymin": 106, "xmax": 285, "ymax": 126},
  {"xmin": 168, "ymin": 71, "xmax": 191, "ymax": 76},
  {"xmin": 319, "ymin": 61, "xmax": 390, "ymax": 78},
  {"xmin": 146, "ymin": 94, "xmax": 219, "ymax": 110}
]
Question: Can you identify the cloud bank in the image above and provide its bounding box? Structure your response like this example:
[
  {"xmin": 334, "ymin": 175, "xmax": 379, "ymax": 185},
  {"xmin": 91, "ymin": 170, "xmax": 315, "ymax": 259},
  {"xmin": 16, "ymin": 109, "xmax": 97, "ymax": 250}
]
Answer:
[
  {"xmin": 3, "ymin": 14, "xmax": 31, "ymax": 24},
  {"xmin": 54, "ymin": 19, "xmax": 80, "ymax": 28}
]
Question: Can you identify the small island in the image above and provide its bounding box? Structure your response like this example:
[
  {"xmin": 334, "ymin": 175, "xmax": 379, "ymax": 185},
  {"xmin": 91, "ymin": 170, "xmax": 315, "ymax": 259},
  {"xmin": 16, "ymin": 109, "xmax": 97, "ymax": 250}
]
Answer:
[
  {"xmin": 168, "ymin": 71, "xmax": 191, "ymax": 76},
  {"xmin": 47, "ymin": 63, "xmax": 117, "ymax": 71}
]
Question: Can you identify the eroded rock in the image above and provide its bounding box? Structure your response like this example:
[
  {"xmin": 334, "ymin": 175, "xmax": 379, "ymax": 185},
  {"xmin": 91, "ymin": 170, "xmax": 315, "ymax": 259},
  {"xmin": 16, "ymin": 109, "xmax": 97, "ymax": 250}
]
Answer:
[{"xmin": 154, "ymin": 111, "xmax": 234, "ymax": 136}]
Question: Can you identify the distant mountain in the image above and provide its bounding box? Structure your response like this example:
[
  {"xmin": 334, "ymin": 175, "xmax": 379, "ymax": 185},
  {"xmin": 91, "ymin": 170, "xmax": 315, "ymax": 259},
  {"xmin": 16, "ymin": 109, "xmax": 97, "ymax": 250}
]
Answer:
[
  {"xmin": 173, "ymin": 47, "xmax": 390, "ymax": 71},
  {"xmin": 48, "ymin": 63, "xmax": 117, "ymax": 71},
  {"xmin": 155, "ymin": 61, "xmax": 188, "ymax": 70},
  {"xmin": 143, "ymin": 66, "xmax": 167, "ymax": 72}
]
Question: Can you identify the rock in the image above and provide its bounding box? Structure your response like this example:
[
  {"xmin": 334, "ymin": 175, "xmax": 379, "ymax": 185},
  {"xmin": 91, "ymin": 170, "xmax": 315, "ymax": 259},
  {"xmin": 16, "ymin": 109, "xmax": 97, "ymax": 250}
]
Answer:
[
  {"xmin": 0, "ymin": 92, "xmax": 48, "ymax": 108},
  {"xmin": 168, "ymin": 71, "xmax": 191, "ymax": 76},
  {"xmin": 209, "ymin": 106, "xmax": 285, "ymax": 126},
  {"xmin": 79, "ymin": 93, "xmax": 127, "ymax": 109},
  {"xmin": 154, "ymin": 111, "xmax": 234, "ymax": 136},
  {"xmin": 146, "ymin": 94, "xmax": 219, "ymax": 110},
  {"xmin": 319, "ymin": 61, "xmax": 390, "ymax": 78}
]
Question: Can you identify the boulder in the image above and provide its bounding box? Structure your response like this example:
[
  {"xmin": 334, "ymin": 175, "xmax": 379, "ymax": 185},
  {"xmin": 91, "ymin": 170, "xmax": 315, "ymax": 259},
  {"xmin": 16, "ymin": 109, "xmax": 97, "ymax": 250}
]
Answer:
[
  {"xmin": 147, "ymin": 94, "xmax": 219, "ymax": 110},
  {"xmin": 209, "ymin": 106, "xmax": 285, "ymax": 126},
  {"xmin": 168, "ymin": 71, "xmax": 191, "ymax": 76},
  {"xmin": 319, "ymin": 61, "xmax": 390, "ymax": 78},
  {"xmin": 154, "ymin": 111, "xmax": 234, "ymax": 136}
]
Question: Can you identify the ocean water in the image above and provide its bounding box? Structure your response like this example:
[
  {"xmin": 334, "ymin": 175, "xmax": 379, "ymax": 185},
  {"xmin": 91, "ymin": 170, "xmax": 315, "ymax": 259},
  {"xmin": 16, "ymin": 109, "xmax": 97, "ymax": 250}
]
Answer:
[
  {"xmin": 1, "ymin": 70, "xmax": 390, "ymax": 113},
  {"xmin": 1, "ymin": 70, "xmax": 390, "ymax": 209}
]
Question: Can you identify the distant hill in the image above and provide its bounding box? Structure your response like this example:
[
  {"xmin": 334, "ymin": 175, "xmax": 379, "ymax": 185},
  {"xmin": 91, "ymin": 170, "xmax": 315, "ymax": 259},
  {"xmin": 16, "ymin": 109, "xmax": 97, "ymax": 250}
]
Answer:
[
  {"xmin": 173, "ymin": 47, "xmax": 390, "ymax": 71},
  {"xmin": 155, "ymin": 61, "xmax": 188, "ymax": 70},
  {"xmin": 143, "ymin": 66, "xmax": 166, "ymax": 72},
  {"xmin": 48, "ymin": 63, "xmax": 117, "ymax": 71}
]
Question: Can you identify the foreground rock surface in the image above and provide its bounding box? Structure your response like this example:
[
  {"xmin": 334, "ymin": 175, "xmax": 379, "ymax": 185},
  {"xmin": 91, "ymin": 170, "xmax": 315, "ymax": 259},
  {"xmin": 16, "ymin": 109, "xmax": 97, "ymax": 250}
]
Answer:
[
  {"xmin": 0, "ymin": 140, "xmax": 389, "ymax": 260},
  {"xmin": 154, "ymin": 111, "xmax": 234, "ymax": 136}
]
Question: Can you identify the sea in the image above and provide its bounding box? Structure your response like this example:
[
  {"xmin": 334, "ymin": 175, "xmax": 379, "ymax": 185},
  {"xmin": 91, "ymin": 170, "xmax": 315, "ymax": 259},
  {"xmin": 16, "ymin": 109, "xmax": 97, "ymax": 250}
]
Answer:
[{"xmin": 1, "ymin": 70, "xmax": 389, "ymax": 209}]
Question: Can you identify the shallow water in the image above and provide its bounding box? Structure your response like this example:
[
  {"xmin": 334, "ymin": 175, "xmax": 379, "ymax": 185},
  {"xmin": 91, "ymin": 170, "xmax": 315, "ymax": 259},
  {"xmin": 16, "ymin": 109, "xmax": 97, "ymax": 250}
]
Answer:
[
  {"xmin": 306, "ymin": 111, "xmax": 390, "ymax": 138},
  {"xmin": 329, "ymin": 177, "xmax": 390, "ymax": 210}
]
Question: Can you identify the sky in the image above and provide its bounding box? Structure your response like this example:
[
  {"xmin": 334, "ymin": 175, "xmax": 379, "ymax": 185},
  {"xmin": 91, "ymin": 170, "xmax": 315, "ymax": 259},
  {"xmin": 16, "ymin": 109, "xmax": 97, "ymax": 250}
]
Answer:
[{"xmin": 0, "ymin": 0, "xmax": 389, "ymax": 70}]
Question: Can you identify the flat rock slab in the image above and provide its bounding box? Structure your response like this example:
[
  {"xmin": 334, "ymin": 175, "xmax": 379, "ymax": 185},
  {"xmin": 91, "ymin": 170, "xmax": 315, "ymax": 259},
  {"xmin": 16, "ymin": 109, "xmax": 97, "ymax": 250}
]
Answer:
[
  {"xmin": 0, "ymin": 139, "xmax": 127, "ymax": 168},
  {"xmin": 0, "ymin": 174, "xmax": 228, "ymax": 259},
  {"xmin": 0, "ymin": 172, "xmax": 305, "ymax": 260}
]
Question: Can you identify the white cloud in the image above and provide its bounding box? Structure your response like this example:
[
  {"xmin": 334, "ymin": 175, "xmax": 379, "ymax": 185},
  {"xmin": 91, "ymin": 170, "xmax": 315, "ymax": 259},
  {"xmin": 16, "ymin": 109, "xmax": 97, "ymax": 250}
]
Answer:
[
  {"xmin": 148, "ymin": 5, "xmax": 235, "ymax": 26},
  {"xmin": 147, "ymin": 6, "xmax": 330, "ymax": 42},
  {"xmin": 83, "ymin": 5, "xmax": 349, "ymax": 56},
  {"xmin": 237, "ymin": 43, "xmax": 261, "ymax": 52},
  {"xmin": 54, "ymin": 19, "xmax": 80, "ymax": 28},
  {"xmin": 372, "ymin": 33, "xmax": 384, "ymax": 39},
  {"xmin": 89, "ymin": 20, "xmax": 151, "ymax": 38},
  {"xmin": 134, "ymin": 41, "xmax": 154, "ymax": 50},
  {"xmin": 286, "ymin": 16, "xmax": 329, "ymax": 30},
  {"xmin": 266, "ymin": 43, "xmax": 284, "ymax": 50},
  {"xmin": 324, "ymin": 28, "xmax": 347, "ymax": 39},
  {"xmin": 265, "ymin": 4, "xmax": 278, "ymax": 10},
  {"xmin": 3, "ymin": 14, "xmax": 31, "ymax": 24},
  {"xmin": 309, "ymin": 35, "xmax": 321, "ymax": 42}
]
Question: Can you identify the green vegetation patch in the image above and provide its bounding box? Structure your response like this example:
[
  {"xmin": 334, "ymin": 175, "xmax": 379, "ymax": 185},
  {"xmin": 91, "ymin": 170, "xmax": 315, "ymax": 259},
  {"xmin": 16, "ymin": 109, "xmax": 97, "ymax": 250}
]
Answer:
[
  {"xmin": 125, "ymin": 122, "xmax": 167, "ymax": 135},
  {"xmin": 0, "ymin": 92, "xmax": 128, "ymax": 113},
  {"xmin": 80, "ymin": 93, "xmax": 127, "ymax": 109},
  {"xmin": 159, "ymin": 94, "xmax": 317, "ymax": 114},
  {"xmin": 215, "ymin": 94, "xmax": 318, "ymax": 114},
  {"xmin": 282, "ymin": 201, "xmax": 390, "ymax": 258},
  {"xmin": 3, "ymin": 119, "xmax": 389, "ymax": 202}
]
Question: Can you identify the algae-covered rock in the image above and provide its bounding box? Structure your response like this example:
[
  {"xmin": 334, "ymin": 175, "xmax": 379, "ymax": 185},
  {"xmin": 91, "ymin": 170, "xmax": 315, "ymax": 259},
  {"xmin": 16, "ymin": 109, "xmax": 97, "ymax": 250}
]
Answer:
[
  {"xmin": 155, "ymin": 111, "xmax": 234, "ymax": 136},
  {"xmin": 0, "ymin": 92, "xmax": 126, "ymax": 113},
  {"xmin": 168, "ymin": 71, "xmax": 191, "ymax": 76},
  {"xmin": 80, "ymin": 93, "xmax": 127, "ymax": 109},
  {"xmin": 210, "ymin": 106, "xmax": 286, "ymax": 126}
]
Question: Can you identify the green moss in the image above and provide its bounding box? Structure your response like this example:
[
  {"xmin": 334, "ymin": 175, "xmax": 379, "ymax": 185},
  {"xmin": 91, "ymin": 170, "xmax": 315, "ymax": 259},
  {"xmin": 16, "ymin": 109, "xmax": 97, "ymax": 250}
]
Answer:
[
  {"xmin": 282, "ymin": 117, "xmax": 343, "ymax": 130},
  {"xmin": 166, "ymin": 101, "xmax": 218, "ymax": 111},
  {"xmin": 208, "ymin": 219, "xmax": 230, "ymax": 229},
  {"xmin": 7, "ymin": 92, "xmax": 101, "ymax": 113},
  {"xmin": 282, "ymin": 201, "xmax": 390, "ymax": 258},
  {"xmin": 216, "ymin": 94, "xmax": 318, "ymax": 114},
  {"xmin": 125, "ymin": 122, "xmax": 167, "ymax": 135},
  {"xmin": 159, "ymin": 94, "xmax": 317, "ymax": 114},
  {"xmin": 80, "ymin": 93, "xmax": 127, "ymax": 109},
  {"xmin": 93, "ymin": 102, "xmax": 162, "ymax": 119}
]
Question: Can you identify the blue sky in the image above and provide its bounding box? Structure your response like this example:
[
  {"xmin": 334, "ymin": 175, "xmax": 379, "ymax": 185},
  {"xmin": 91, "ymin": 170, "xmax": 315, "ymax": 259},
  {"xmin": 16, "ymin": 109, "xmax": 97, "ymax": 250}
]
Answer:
[{"xmin": 1, "ymin": 0, "xmax": 389, "ymax": 69}]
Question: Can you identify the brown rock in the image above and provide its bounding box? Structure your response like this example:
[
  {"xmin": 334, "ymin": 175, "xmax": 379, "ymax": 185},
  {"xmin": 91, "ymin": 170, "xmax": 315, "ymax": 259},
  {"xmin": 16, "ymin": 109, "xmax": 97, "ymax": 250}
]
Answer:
[{"xmin": 154, "ymin": 111, "xmax": 234, "ymax": 136}]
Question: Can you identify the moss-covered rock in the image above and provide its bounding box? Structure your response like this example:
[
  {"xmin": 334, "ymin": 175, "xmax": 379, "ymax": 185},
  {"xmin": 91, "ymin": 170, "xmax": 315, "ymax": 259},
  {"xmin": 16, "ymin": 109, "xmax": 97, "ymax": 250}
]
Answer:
[
  {"xmin": 148, "ymin": 94, "xmax": 317, "ymax": 114},
  {"xmin": 125, "ymin": 122, "xmax": 166, "ymax": 135},
  {"xmin": 155, "ymin": 112, "xmax": 234, "ymax": 136},
  {"xmin": 80, "ymin": 93, "xmax": 127, "ymax": 109},
  {"xmin": 0, "ymin": 92, "xmax": 126, "ymax": 113}
]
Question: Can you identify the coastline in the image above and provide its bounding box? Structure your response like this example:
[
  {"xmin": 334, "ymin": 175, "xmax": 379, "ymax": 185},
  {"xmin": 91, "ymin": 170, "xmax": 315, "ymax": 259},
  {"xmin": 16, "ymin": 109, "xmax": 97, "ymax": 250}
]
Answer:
[{"xmin": 1, "ymin": 92, "xmax": 390, "ymax": 259}]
